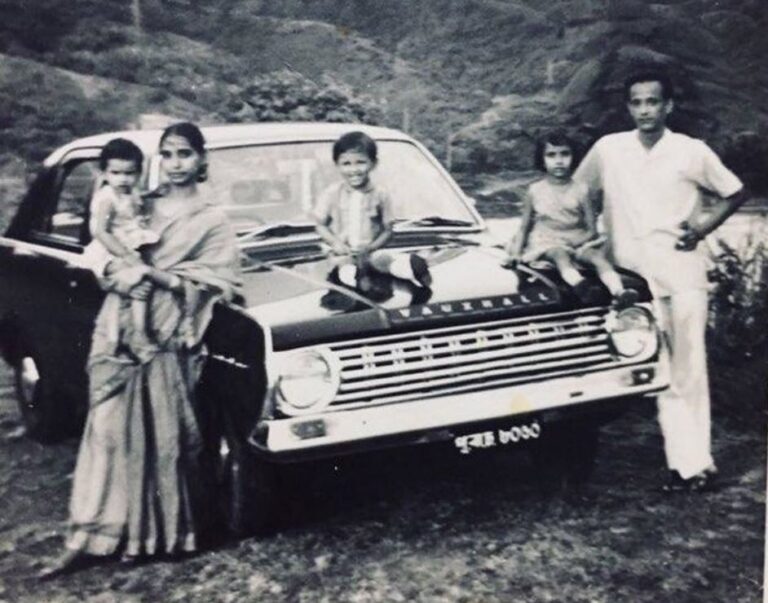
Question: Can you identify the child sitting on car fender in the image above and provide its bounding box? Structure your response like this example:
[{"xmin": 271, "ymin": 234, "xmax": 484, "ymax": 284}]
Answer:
[
  {"xmin": 506, "ymin": 130, "xmax": 637, "ymax": 308},
  {"xmin": 312, "ymin": 131, "xmax": 432, "ymax": 290}
]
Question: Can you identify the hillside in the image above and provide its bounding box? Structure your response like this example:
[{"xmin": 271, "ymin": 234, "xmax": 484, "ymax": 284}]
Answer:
[
  {"xmin": 233, "ymin": 0, "xmax": 768, "ymax": 204},
  {"xmin": 0, "ymin": 0, "xmax": 766, "ymax": 213}
]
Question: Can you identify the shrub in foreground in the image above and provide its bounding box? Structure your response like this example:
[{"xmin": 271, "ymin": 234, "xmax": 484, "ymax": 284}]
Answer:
[{"xmin": 706, "ymin": 223, "xmax": 768, "ymax": 363}]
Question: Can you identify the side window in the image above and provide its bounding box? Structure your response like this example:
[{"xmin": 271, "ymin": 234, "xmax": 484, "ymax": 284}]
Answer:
[{"xmin": 36, "ymin": 159, "xmax": 99, "ymax": 246}]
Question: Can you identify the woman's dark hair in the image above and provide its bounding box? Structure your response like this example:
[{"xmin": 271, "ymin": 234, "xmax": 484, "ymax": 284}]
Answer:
[
  {"xmin": 159, "ymin": 122, "xmax": 208, "ymax": 182},
  {"xmin": 533, "ymin": 130, "xmax": 581, "ymax": 173},
  {"xmin": 623, "ymin": 70, "xmax": 674, "ymax": 101},
  {"xmin": 332, "ymin": 131, "xmax": 378, "ymax": 163},
  {"xmin": 99, "ymin": 138, "xmax": 143, "ymax": 171}
]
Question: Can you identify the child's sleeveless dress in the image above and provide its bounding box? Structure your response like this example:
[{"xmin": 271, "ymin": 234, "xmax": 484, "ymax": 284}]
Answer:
[
  {"xmin": 93, "ymin": 186, "xmax": 159, "ymax": 250},
  {"xmin": 82, "ymin": 185, "xmax": 160, "ymax": 350},
  {"xmin": 523, "ymin": 179, "xmax": 595, "ymax": 262},
  {"xmin": 82, "ymin": 187, "xmax": 159, "ymax": 270}
]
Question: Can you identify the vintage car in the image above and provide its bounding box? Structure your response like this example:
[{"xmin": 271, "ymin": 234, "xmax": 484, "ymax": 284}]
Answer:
[{"xmin": 0, "ymin": 122, "xmax": 669, "ymax": 533}]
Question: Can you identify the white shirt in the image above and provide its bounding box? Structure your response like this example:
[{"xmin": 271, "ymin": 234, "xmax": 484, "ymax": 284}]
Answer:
[
  {"xmin": 346, "ymin": 190, "xmax": 365, "ymax": 250},
  {"xmin": 312, "ymin": 181, "xmax": 393, "ymax": 252},
  {"xmin": 575, "ymin": 129, "xmax": 742, "ymax": 295}
]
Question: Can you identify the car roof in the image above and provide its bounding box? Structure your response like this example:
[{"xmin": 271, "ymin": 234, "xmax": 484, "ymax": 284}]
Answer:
[{"xmin": 44, "ymin": 122, "xmax": 414, "ymax": 167}]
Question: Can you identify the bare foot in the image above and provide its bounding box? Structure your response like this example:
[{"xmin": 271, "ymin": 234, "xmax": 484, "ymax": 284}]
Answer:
[{"xmin": 37, "ymin": 549, "xmax": 88, "ymax": 580}]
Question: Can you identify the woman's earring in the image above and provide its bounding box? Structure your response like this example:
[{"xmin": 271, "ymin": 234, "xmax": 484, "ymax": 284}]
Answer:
[{"xmin": 197, "ymin": 161, "xmax": 209, "ymax": 183}]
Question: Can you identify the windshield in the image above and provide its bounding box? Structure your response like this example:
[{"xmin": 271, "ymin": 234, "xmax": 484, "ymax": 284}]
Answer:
[{"xmin": 199, "ymin": 140, "xmax": 477, "ymax": 234}]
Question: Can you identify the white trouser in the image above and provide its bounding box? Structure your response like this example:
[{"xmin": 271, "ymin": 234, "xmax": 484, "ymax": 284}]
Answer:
[{"xmin": 656, "ymin": 289, "xmax": 714, "ymax": 479}]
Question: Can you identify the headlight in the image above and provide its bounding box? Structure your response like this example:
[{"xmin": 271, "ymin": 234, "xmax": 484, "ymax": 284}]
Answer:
[
  {"xmin": 606, "ymin": 307, "xmax": 657, "ymax": 358},
  {"xmin": 275, "ymin": 348, "xmax": 340, "ymax": 415}
]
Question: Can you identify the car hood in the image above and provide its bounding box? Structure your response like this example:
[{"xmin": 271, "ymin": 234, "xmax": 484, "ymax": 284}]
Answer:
[{"xmin": 240, "ymin": 244, "xmax": 646, "ymax": 349}]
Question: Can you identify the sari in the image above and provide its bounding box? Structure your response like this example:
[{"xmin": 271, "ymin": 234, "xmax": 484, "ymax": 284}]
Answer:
[{"xmin": 66, "ymin": 195, "xmax": 241, "ymax": 557}]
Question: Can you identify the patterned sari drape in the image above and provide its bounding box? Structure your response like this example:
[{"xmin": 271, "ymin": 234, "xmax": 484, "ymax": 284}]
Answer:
[{"xmin": 67, "ymin": 198, "xmax": 240, "ymax": 556}]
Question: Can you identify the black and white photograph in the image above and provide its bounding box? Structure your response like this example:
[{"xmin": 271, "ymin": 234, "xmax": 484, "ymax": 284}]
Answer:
[{"xmin": 0, "ymin": 1, "xmax": 766, "ymax": 601}]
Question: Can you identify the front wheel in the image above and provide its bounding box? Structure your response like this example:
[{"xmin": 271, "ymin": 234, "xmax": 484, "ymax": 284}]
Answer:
[
  {"xmin": 217, "ymin": 436, "xmax": 281, "ymax": 537},
  {"xmin": 530, "ymin": 418, "xmax": 600, "ymax": 490},
  {"xmin": 13, "ymin": 354, "xmax": 74, "ymax": 443}
]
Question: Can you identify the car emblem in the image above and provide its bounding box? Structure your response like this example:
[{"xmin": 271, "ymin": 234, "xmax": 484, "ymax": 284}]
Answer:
[
  {"xmin": 419, "ymin": 337, "xmax": 434, "ymax": 360},
  {"xmin": 361, "ymin": 346, "xmax": 377, "ymax": 373},
  {"xmin": 476, "ymin": 330, "xmax": 490, "ymax": 348},
  {"xmin": 387, "ymin": 287, "xmax": 559, "ymax": 323}
]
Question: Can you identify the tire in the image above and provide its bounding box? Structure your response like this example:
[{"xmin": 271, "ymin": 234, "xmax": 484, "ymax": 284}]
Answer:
[
  {"xmin": 530, "ymin": 418, "xmax": 600, "ymax": 490},
  {"xmin": 217, "ymin": 435, "xmax": 281, "ymax": 538},
  {"xmin": 13, "ymin": 353, "xmax": 74, "ymax": 443}
]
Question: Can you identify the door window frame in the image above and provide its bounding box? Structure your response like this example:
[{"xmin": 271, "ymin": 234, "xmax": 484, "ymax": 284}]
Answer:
[{"xmin": 29, "ymin": 148, "xmax": 102, "ymax": 253}]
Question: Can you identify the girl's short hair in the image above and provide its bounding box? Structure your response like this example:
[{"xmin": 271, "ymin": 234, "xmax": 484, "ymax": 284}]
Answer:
[
  {"xmin": 533, "ymin": 130, "xmax": 582, "ymax": 172},
  {"xmin": 159, "ymin": 122, "xmax": 208, "ymax": 182},
  {"xmin": 332, "ymin": 131, "xmax": 378, "ymax": 163},
  {"xmin": 99, "ymin": 138, "xmax": 143, "ymax": 171}
]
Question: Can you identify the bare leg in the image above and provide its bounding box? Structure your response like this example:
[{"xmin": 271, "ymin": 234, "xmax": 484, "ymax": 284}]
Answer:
[
  {"xmin": 580, "ymin": 248, "xmax": 623, "ymax": 295},
  {"xmin": 355, "ymin": 252, "xmax": 373, "ymax": 290},
  {"xmin": 580, "ymin": 248, "xmax": 638, "ymax": 308},
  {"xmin": 546, "ymin": 248, "xmax": 607, "ymax": 305},
  {"xmin": 546, "ymin": 248, "xmax": 584, "ymax": 287},
  {"xmin": 336, "ymin": 255, "xmax": 359, "ymax": 287},
  {"xmin": 369, "ymin": 251, "xmax": 431, "ymax": 287},
  {"xmin": 131, "ymin": 300, "xmax": 151, "ymax": 345},
  {"xmin": 367, "ymin": 250, "xmax": 393, "ymax": 274}
]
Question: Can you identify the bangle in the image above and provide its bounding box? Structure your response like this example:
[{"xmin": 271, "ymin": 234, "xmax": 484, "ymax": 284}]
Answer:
[{"xmin": 170, "ymin": 275, "xmax": 183, "ymax": 290}]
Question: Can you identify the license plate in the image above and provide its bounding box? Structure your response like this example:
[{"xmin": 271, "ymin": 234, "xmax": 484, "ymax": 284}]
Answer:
[{"xmin": 454, "ymin": 420, "xmax": 541, "ymax": 454}]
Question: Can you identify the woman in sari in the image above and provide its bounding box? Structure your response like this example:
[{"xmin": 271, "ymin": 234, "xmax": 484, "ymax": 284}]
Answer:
[{"xmin": 41, "ymin": 122, "xmax": 241, "ymax": 576}]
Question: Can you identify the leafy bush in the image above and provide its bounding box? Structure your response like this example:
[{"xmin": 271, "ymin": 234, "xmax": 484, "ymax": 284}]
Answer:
[
  {"xmin": 224, "ymin": 71, "xmax": 382, "ymax": 125},
  {"xmin": 706, "ymin": 222, "xmax": 768, "ymax": 363}
]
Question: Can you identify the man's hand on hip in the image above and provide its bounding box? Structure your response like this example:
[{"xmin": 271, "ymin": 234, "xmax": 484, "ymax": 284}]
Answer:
[{"xmin": 675, "ymin": 221, "xmax": 703, "ymax": 251}]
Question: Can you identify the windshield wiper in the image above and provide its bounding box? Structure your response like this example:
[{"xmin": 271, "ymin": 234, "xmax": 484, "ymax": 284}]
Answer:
[
  {"xmin": 398, "ymin": 216, "xmax": 476, "ymax": 228},
  {"xmin": 238, "ymin": 223, "xmax": 316, "ymax": 242}
]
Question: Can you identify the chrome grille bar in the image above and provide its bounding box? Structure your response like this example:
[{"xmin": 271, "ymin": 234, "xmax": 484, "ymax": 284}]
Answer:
[
  {"xmin": 335, "ymin": 348, "xmax": 612, "ymax": 400},
  {"xmin": 311, "ymin": 307, "xmax": 649, "ymax": 409},
  {"xmin": 335, "ymin": 319, "xmax": 604, "ymax": 365},
  {"xmin": 332, "ymin": 359, "xmax": 623, "ymax": 409},
  {"xmin": 340, "ymin": 333, "xmax": 608, "ymax": 381},
  {"xmin": 330, "ymin": 308, "xmax": 604, "ymax": 354}
]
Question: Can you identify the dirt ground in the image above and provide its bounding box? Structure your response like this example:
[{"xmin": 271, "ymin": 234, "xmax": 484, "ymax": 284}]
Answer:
[{"xmin": 0, "ymin": 355, "xmax": 765, "ymax": 603}]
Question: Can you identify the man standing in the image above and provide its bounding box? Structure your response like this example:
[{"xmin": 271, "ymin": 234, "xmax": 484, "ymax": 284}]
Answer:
[{"xmin": 575, "ymin": 70, "xmax": 749, "ymax": 491}]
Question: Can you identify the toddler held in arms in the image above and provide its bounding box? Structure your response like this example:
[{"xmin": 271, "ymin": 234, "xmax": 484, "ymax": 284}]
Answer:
[{"xmin": 84, "ymin": 138, "xmax": 160, "ymax": 350}]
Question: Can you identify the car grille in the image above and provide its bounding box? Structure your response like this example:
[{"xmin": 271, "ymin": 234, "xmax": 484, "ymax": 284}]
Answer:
[{"xmin": 326, "ymin": 307, "xmax": 629, "ymax": 409}]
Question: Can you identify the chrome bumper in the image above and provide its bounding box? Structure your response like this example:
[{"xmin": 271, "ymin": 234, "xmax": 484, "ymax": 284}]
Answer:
[{"xmin": 250, "ymin": 353, "xmax": 669, "ymax": 459}]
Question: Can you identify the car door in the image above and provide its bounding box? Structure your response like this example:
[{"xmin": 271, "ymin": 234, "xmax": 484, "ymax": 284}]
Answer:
[{"xmin": 0, "ymin": 149, "xmax": 106, "ymax": 403}]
